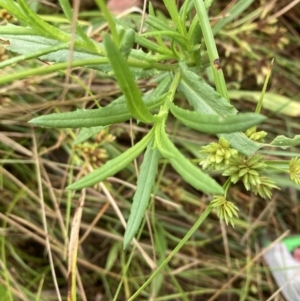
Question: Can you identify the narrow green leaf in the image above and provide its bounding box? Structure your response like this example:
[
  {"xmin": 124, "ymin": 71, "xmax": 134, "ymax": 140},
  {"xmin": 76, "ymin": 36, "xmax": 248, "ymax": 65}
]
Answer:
[
  {"xmin": 169, "ymin": 103, "xmax": 266, "ymax": 134},
  {"xmin": 146, "ymin": 14, "xmax": 175, "ymax": 33},
  {"xmin": 151, "ymin": 222, "xmax": 166, "ymax": 296},
  {"xmin": 179, "ymin": 0, "xmax": 194, "ymax": 25},
  {"xmin": 124, "ymin": 139, "xmax": 160, "ymax": 248},
  {"xmin": 179, "ymin": 64, "xmax": 262, "ymax": 156},
  {"xmin": 58, "ymin": 0, "xmax": 99, "ymax": 52},
  {"xmin": 0, "ymin": 0, "xmax": 29, "ymax": 24},
  {"xmin": 67, "ymin": 128, "xmax": 155, "ymax": 190},
  {"xmin": 29, "ymin": 94, "xmax": 166, "ymax": 128},
  {"xmin": 221, "ymin": 133, "xmax": 261, "ymax": 155},
  {"xmin": 0, "ymin": 26, "xmax": 104, "ymax": 63},
  {"xmin": 133, "ymin": 33, "xmax": 175, "ymax": 56},
  {"xmin": 94, "ymin": 0, "xmax": 119, "ymax": 45},
  {"xmin": 212, "ymin": 0, "xmax": 255, "ymax": 35},
  {"xmin": 104, "ymin": 34, "xmax": 154, "ymax": 123},
  {"xmin": 179, "ymin": 63, "xmax": 236, "ymax": 115},
  {"xmin": 105, "ymin": 243, "xmax": 122, "ymax": 271},
  {"xmin": 0, "ymin": 58, "xmax": 108, "ymax": 86},
  {"xmin": 154, "ymin": 119, "xmax": 174, "ymax": 158},
  {"xmin": 73, "ymin": 126, "xmax": 106, "ymax": 145},
  {"xmin": 71, "ymin": 75, "xmax": 170, "ymax": 144},
  {"xmin": 118, "ymin": 27, "xmax": 135, "ymax": 59},
  {"xmin": 162, "ymin": 0, "xmax": 186, "ymax": 35},
  {"xmin": 187, "ymin": 15, "xmax": 202, "ymax": 68},
  {"xmin": 0, "ymin": 42, "xmax": 69, "ymax": 69},
  {"xmin": 127, "ymin": 206, "xmax": 213, "ymax": 301},
  {"xmin": 150, "ymin": 74, "xmax": 172, "ymax": 98},
  {"xmin": 148, "ymin": 4, "xmax": 174, "ymax": 53},
  {"xmin": 158, "ymin": 130, "xmax": 223, "ymax": 194},
  {"xmin": 142, "ymin": 31, "xmax": 188, "ymax": 47},
  {"xmin": 17, "ymin": 0, "xmax": 71, "ymax": 43},
  {"xmin": 270, "ymin": 135, "xmax": 300, "ymax": 149}
]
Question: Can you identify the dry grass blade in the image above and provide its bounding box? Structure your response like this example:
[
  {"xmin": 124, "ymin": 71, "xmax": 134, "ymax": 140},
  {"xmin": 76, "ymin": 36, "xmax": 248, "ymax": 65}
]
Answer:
[
  {"xmin": 100, "ymin": 182, "xmax": 157, "ymax": 270},
  {"xmin": 32, "ymin": 130, "xmax": 63, "ymax": 301},
  {"xmin": 68, "ymin": 189, "xmax": 86, "ymax": 301},
  {"xmin": 207, "ymin": 231, "xmax": 290, "ymax": 301},
  {"xmin": 0, "ymin": 133, "xmax": 32, "ymax": 157}
]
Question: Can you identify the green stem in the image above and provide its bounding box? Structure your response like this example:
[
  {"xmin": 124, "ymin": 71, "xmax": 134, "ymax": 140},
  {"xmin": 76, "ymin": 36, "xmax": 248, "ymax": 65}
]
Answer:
[
  {"xmin": 128, "ymin": 205, "xmax": 213, "ymax": 301},
  {"xmin": 223, "ymin": 177, "xmax": 232, "ymax": 196},
  {"xmin": 193, "ymin": 0, "xmax": 229, "ymax": 100}
]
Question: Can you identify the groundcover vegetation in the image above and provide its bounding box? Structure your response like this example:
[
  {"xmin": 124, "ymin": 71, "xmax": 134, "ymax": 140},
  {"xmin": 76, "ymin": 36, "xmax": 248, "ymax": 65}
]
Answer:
[{"xmin": 0, "ymin": 0, "xmax": 300, "ymax": 300}]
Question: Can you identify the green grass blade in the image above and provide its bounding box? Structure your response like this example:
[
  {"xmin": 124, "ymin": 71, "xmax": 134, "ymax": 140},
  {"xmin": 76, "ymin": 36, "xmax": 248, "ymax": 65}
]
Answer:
[
  {"xmin": 169, "ymin": 103, "xmax": 266, "ymax": 134},
  {"xmin": 123, "ymin": 139, "xmax": 160, "ymax": 249},
  {"xmin": 128, "ymin": 206, "xmax": 213, "ymax": 301},
  {"xmin": 104, "ymin": 34, "xmax": 155, "ymax": 123},
  {"xmin": 67, "ymin": 128, "xmax": 155, "ymax": 190}
]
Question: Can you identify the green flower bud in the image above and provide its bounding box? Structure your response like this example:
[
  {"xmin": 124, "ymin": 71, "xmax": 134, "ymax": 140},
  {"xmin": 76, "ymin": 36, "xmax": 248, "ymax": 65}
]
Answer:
[
  {"xmin": 200, "ymin": 138, "xmax": 238, "ymax": 170},
  {"xmin": 245, "ymin": 128, "xmax": 267, "ymax": 142},
  {"xmin": 223, "ymin": 154, "xmax": 266, "ymax": 191},
  {"xmin": 211, "ymin": 196, "xmax": 239, "ymax": 227},
  {"xmin": 289, "ymin": 157, "xmax": 300, "ymax": 185},
  {"xmin": 252, "ymin": 176, "xmax": 279, "ymax": 199}
]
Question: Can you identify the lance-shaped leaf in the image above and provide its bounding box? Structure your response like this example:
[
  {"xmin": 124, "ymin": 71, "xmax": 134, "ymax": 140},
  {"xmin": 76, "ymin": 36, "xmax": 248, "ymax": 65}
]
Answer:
[
  {"xmin": 71, "ymin": 76, "xmax": 172, "ymax": 144},
  {"xmin": 179, "ymin": 63, "xmax": 237, "ymax": 116},
  {"xmin": 162, "ymin": 0, "xmax": 185, "ymax": 35},
  {"xmin": 67, "ymin": 128, "xmax": 155, "ymax": 190},
  {"xmin": 156, "ymin": 127, "xmax": 223, "ymax": 194},
  {"xmin": 0, "ymin": 26, "xmax": 99, "ymax": 62},
  {"xmin": 179, "ymin": 63, "xmax": 262, "ymax": 155},
  {"xmin": 29, "ymin": 94, "xmax": 166, "ymax": 128},
  {"xmin": 104, "ymin": 34, "xmax": 154, "ymax": 123},
  {"xmin": 118, "ymin": 26, "xmax": 135, "ymax": 59},
  {"xmin": 169, "ymin": 103, "xmax": 266, "ymax": 134},
  {"xmin": 270, "ymin": 135, "xmax": 300, "ymax": 149},
  {"xmin": 9, "ymin": 0, "xmax": 71, "ymax": 44},
  {"xmin": 124, "ymin": 139, "xmax": 160, "ymax": 249}
]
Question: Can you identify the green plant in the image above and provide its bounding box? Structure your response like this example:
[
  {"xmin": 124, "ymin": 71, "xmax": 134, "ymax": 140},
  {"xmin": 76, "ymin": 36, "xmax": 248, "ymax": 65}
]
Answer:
[{"xmin": 1, "ymin": 0, "xmax": 300, "ymax": 300}]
